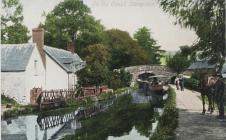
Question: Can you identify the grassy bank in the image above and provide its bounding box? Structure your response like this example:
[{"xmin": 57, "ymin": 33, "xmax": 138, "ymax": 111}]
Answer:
[
  {"xmin": 1, "ymin": 95, "xmax": 19, "ymax": 106},
  {"xmin": 150, "ymin": 87, "xmax": 178, "ymax": 140},
  {"xmin": 2, "ymin": 86, "xmax": 138, "ymax": 119}
]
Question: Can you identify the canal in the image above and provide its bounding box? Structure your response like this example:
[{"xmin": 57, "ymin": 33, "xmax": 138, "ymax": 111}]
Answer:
[{"xmin": 1, "ymin": 90, "xmax": 164, "ymax": 140}]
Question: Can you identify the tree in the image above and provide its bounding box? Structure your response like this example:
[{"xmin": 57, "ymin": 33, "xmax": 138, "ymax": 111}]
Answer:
[
  {"xmin": 42, "ymin": 0, "xmax": 105, "ymax": 54},
  {"xmin": 167, "ymin": 53, "xmax": 191, "ymax": 74},
  {"xmin": 105, "ymin": 29, "xmax": 149, "ymax": 70},
  {"xmin": 77, "ymin": 44, "xmax": 111, "ymax": 86},
  {"xmin": 108, "ymin": 69, "xmax": 132, "ymax": 90},
  {"xmin": 158, "ymin": 0, "xmax": 225, "ymax": 73},
  {"xmin": 76, "ymin": 16, "xmax": 106, "ymax": 55},
  {"xmin": 78, "ymin": 62, "xmax": 110, "ymax": 86},
  {"xmin": 1, "ymin": 0, "xmax": 30, "ymax": 44},
  {"xmin": 179, "ymin": 45, "xmax": 192, "ymax": 57},
  {"xmin": 82, "ymin": 44, "xmax": 110, "ymax": 65},
  {"xmin": 134, "ymin": 27, "xmax": 163, "ymax": 64}
]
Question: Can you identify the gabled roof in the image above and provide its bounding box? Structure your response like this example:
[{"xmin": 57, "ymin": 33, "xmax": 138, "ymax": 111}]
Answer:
[
  {"xmin": 187, "ymin": 60, "xmax": 216, "ymax": 70},
  {"xmin": 1, "ymin": 43, "xmax": 35, "ymax": 72},
  {"xmin": 44, "ymin": 46, "xmax": 86, "ymax": 73}
]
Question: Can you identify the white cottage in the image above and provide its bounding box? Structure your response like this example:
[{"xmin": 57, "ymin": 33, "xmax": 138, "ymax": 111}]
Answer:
[
  {"xmin": 1, "ymin": 28, "xmax": 86, "ymax": 105},
  {"xmin": 1, "ymin": 43, "xmax": 46, "ymax": 104}
]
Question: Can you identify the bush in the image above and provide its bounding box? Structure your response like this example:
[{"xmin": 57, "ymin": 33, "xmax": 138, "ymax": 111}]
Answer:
[
  {"xmin": 150, "ymin": 87, "xmax": 178, "ymax": 140},
  {"xmin": 108, "ymin": 69, "xmax": 132, "ymax": 90},
  {"xmin": 114, "ymin": 87, "xmax": 131, "ymax": 94},
  {"xmin": 66, "ymin": 97, "xmax": 95, "ymax": 108},
  {"xmin": 1, "ymin": 95, "xmax": 19, "ymax": 106},
  {"xmin": 2, "ymin": 106, "xmax": 35, "ymax": 119},
  {"xmin": 184, "ymin": 78, "xmax": 199, "ymax": 91},
  {"xmin": 97, "ymin": 92, "xmax": 114, "ymax": 100}
]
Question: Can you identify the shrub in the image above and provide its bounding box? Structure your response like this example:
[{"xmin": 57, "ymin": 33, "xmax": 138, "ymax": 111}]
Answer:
[
  {"xmin": 150, "ymin": 87, "xmax": 178, "ymax": 140},
  {"xmin": 1, "ymin": 95, "xmax": 19, "ymax": 106},
  {"xmin": 108, "ymin": 69, "xmax": 132, "ymax": 90},
  {"xmin": 184, "ymin": 78, "xmax": 199, "ymax": 91},
  {"xmin": 97, "ymin": 92, "xmax": 114, "ymax": 100}
]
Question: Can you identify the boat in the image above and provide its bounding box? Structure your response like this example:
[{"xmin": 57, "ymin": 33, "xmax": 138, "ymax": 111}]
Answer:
[{"xmin": 137, "ymin": 75, "xmax": 170, "ymax": 95}]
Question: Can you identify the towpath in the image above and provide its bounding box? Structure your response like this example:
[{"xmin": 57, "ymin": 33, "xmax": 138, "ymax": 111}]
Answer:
[{"xmin": 173, "ymin": 85, "xmax": 226, "ymax": 140}]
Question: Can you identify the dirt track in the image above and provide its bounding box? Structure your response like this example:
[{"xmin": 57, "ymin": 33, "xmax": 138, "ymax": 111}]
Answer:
[{"xmin": 173, "ymin": 86, "xmax": 226, "ymax": 140}]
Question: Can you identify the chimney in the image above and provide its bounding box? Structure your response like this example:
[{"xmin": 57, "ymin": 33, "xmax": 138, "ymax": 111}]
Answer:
[
  {"xmin": 32, "ymin": 28, "xmax": 46, "ymax": 67},
  {"xmin": 67, "ymin": 40, "xmax": 75, "ymax": 53}
]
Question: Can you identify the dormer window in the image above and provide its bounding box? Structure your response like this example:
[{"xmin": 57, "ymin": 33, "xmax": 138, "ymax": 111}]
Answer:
[{"xmin": 34, "ymin": 60, "xmax": 38, "ymax": 76}]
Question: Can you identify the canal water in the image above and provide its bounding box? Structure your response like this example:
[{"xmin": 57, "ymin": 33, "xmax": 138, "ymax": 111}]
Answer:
[{"xmin": 1, "ymin": 91, "xmax": 163, "ymax": 140}]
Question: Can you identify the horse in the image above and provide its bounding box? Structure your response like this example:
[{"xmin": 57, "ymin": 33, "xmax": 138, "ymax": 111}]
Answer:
[{"xmin": 200, "ymin": 75, "xmax": 216, "ymax": 114}]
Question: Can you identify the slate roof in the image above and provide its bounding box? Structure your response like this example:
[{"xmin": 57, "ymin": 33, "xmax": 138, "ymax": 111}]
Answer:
[
  {"xmin": 44, "ymin": 46, "xmax": 86, "ymax": 73},
  {"xmin": 1, "ymin": 43, "xmax": 35, "ymax": 72},
  {"xmin": 1, "ymin": 43, "xmax": 85, "ymax": 73},
  {"xmin": 187, "ymin": 60, "xmax": 216, "ymax": 70}
]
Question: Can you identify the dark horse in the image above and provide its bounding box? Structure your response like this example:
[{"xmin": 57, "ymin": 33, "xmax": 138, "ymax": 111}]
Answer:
[{"xmin": 200, "ymin": 75, "xmax": 216, "ymax": 114}]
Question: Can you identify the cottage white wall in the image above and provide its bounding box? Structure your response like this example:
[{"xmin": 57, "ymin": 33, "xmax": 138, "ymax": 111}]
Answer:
[
  {"xmin": 1, "ymin": 72, "xmax": 26, "ymax": 104},
  {"xmin": 45, "ymin": 55, "xmax": 69, "ymax": 90},
  {"xmin": 68, "ymin": 73, "xmax": 78, "ymax": 89},
  {"xmin": 25, "ymin": 47, "xmax": 46, "ymax": 104}
]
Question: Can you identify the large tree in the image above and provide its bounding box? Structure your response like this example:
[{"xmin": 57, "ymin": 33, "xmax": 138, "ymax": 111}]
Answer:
[
  {"xmin": 167, "ymin": 52, "xmax": 191, "ymax": 74},
  {"xmin": 1, "ymin": 0, "xmax": 30, "ymax": 44},
  {"xmin": 42, "ymin": 0, "xmax": 105, "ymax": 54},
  {"xmin": 134, "ymin": 27, "xmax": 163, "ymax": 64},
  {"xmin": 158, "ymin": 0, "xmax": 225, "ymax": 73},
  {"xmin": 77, "ymin": 44, "xmax": 111, "ymax": 86},
  {"xmin": 105, "ymin": 29, "xmax": 149, "ymax": 70}
]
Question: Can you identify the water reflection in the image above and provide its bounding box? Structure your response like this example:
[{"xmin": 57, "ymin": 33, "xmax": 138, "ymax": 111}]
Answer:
[
  {"xmin": 63, "ymin": 95, "xmax": 159, "ymax": 140},
  {"xmin": 2, "ymin": 94, "xmax": 161, "ymax": 140}
]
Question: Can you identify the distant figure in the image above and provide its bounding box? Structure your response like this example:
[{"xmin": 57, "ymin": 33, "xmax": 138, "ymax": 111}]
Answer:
[
  {"xmin": 179, "ymin": 76, "xmax": 184, "ymax": 91},
  {"xmin": 214, "ymin": 74, "xmax": 225, "ymax": 119},
  {"xmin": 175, "ymin": 77, "xmax": 180, "ymax": 90}
]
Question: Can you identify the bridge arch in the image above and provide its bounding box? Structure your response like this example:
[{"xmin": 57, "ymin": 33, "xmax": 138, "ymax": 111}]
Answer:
[{"xmin": 122, "ymin": 65, "xmax": 176, "ymax": 86}]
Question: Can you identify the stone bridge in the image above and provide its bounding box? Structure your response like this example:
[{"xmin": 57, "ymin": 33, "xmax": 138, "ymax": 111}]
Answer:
[{"xmin": 122, "ymin": 65, "xmax": 176, "ymax": 86}]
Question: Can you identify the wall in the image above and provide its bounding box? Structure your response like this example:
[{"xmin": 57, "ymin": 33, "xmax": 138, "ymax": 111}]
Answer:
[
  {"xmin": 45, "ymin": 55, "xmax": 69, "ymax": 90},
  {"xmin": 68, "ymin": 73, "xmax": 78, "ymax": 89},
  {"xmin": 25, "ymin": 47, "xmax": 46, "ymax": 104},
  {"xmin": 1, "ymin": 72, "xmax": 26, "ymax": 104}
]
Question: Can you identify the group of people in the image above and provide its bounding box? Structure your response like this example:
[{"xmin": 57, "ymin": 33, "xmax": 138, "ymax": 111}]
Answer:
[{"xmin": 174, "ymin": 75, "xmax": 185, "ymax": 91}]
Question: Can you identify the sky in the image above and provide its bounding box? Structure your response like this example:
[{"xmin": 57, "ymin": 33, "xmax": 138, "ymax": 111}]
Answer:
[{"xmin": 20, "ymin": 0, "xmax": 197, "ymax": 51}]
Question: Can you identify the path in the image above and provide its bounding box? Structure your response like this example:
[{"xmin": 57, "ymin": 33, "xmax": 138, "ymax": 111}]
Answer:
[{"xmin": 173, "ymin": 85, "xmax": 226, "ymax": 140}]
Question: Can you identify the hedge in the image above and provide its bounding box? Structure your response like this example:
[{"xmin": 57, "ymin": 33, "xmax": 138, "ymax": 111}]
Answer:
[
  {"xmin": 184, "ymin": 78, "xmax": 199, "ymax": 91},
  {"xmin": 150, "ymin": 87, "xmax": 178, "ymax": 140}
]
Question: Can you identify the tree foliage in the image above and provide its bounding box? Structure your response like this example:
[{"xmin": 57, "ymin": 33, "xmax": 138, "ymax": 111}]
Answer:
[
  {"xmin": 167, "ymin": 52, "xmax": 191, "ymax": 74},
  {"xmin": 134, "ymin": 26, "xmax": 163, "ymax": 64},
  {"xmin": 42, "ymin": 0, "xmax": 105, "ymax": 54},
  {"xmin": 1, "ymin": 0, "xmax": 30, "ymax": 44},
  {"xmin": 158, "ymin": 0, "xmax": 225, "ymax": 72},
  {"xmin": 108, "ymin": 69, "xmax": 132, "ymax": 90},
  {"xmin": 105, "ymin": 29, "xmax": 149, "ymax": 70},
  {"xmin": 78, "ymin": 44, "xmax": 111, "ymax": 86}
]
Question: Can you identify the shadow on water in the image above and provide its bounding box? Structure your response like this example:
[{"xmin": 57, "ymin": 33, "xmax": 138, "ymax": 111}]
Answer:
[
  {"xmin": 63, "ymin": 94, "xmax": 161, "ymax": 140},
  {"xmin": 2, "ymin": 92, "xmax": 163, "ymax": 140}
]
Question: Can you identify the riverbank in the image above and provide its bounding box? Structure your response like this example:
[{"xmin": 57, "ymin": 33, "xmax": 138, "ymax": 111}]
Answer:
[
  {"xmin": 150, "ymin": 86, "xmax": 178, "ymax": 140},
  {"xmin": 2, "ymin": 88, "xmax": 153, "ymax": 140},
  {"xmin": 1, "ymin": 86, "xmax": 137, "ymax": 119},
  {"xmin": 173, "ymin": 85, "xmax": 226, "ymax": 140}
]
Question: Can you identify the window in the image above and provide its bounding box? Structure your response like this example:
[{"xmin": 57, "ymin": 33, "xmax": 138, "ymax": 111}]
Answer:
[{"xmin": 34, "ymin": 60, "xmax": 38, "ymax": 76}]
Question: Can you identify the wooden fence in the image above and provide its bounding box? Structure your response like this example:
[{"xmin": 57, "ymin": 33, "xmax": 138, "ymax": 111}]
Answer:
[{"xmin": 30, "ymin": 86, "xmax": 111, "ymax": 109}]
